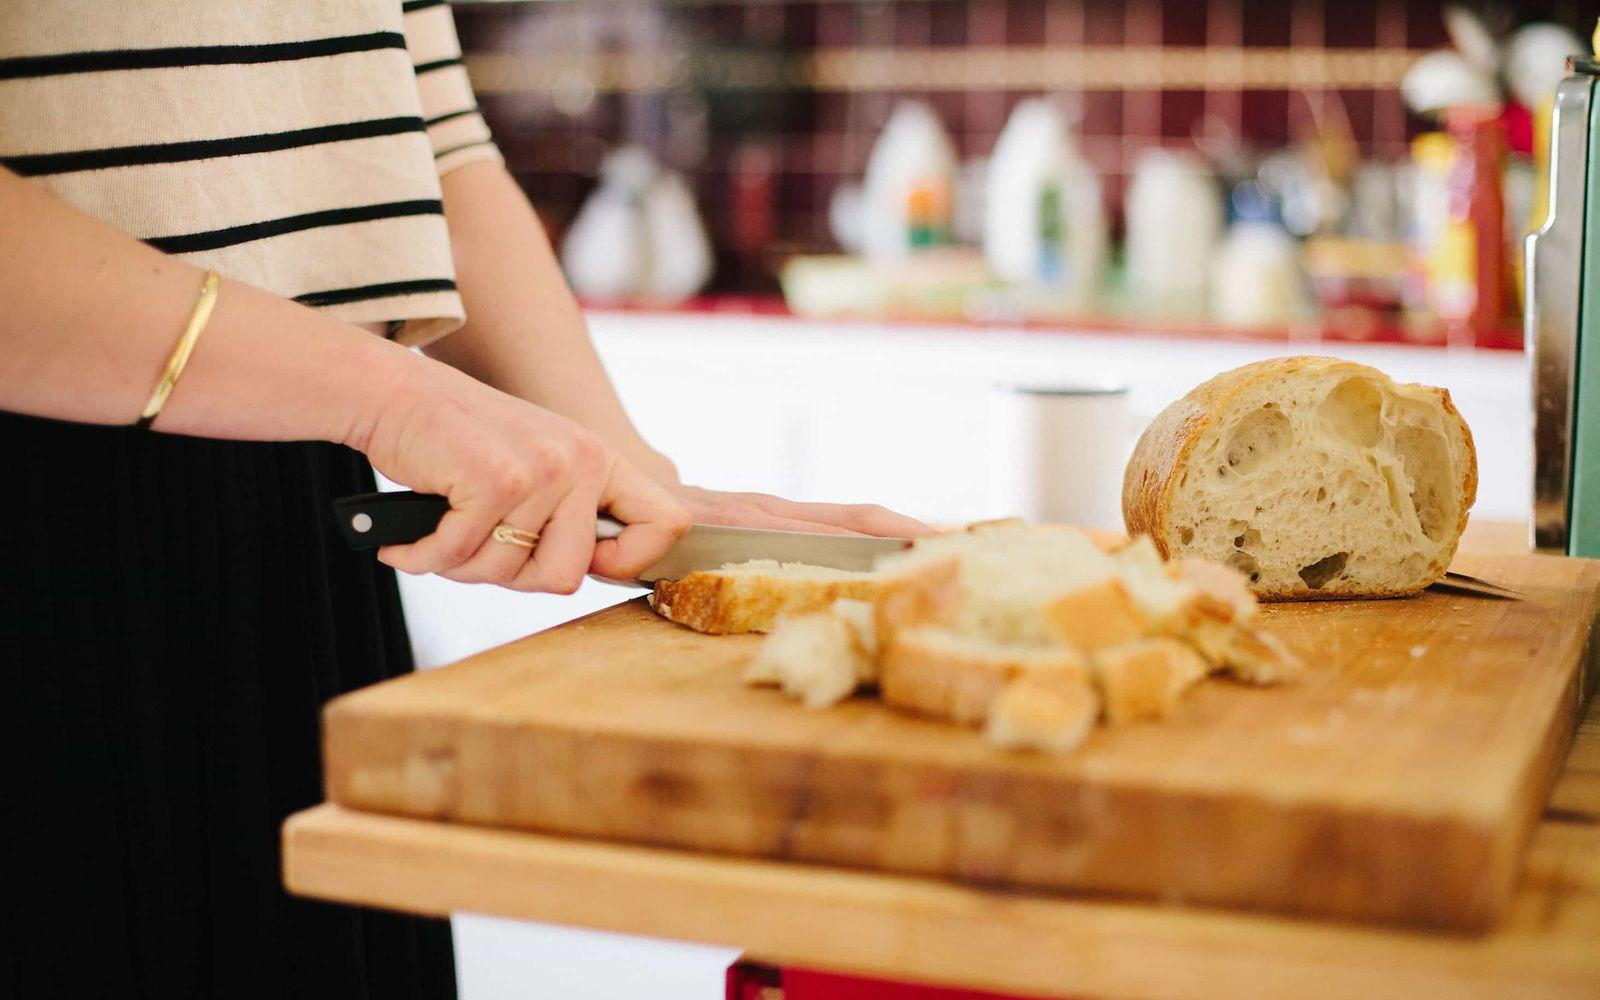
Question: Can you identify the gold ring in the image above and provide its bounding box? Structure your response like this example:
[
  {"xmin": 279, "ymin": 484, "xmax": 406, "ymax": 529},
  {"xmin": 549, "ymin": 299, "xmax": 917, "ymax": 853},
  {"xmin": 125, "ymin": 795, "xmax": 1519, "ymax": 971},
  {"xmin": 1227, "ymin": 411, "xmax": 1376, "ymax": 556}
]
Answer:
[{"xmin": 491, "ymin": 523, "xmax": 539, "ymax": 549}]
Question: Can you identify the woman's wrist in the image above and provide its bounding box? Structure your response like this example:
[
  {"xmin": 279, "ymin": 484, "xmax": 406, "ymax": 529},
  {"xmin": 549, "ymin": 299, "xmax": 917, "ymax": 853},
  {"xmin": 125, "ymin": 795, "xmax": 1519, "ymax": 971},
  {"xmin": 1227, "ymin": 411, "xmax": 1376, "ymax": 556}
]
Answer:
[
  {"xmin": 615, "ymin": 440, "xmax": 680, "ymax": 487},
  {"xmin": 333, "ymin": 333, "xmax": 438, "ymax": 455}
]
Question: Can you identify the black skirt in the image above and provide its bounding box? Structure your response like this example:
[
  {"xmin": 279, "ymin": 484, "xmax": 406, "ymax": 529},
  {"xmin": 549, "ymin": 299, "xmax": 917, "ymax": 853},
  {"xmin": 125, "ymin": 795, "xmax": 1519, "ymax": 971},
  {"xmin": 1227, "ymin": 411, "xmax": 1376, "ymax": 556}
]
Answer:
[{"xmin": 0, "ymin": 412, "xmax": 456, "ymax": 999}]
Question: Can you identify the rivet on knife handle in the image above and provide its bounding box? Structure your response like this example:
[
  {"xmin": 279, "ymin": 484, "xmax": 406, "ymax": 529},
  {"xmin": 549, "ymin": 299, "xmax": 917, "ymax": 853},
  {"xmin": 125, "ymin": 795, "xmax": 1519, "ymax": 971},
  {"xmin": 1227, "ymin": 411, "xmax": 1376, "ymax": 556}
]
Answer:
[{"xmin": 333, "ymin": 491, "xmax": 624, "ymax": 550}]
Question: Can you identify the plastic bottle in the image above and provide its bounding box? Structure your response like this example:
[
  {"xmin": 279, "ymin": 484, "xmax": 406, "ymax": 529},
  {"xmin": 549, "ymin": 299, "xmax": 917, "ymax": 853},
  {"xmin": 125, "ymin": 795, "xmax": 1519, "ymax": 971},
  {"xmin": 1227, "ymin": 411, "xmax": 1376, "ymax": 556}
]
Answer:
[
  {"xmin": 981, "ymin": 98, "xmax": 1106, "ymax": 311},
  {"xmin": 1438, "ymin": 106, "xmax": 1508, "ymax": 345},
  {"xmin": 1125, "ymin": 149, "xmax": 1223, "ymax": 318},
  {"xmin": 1210, "ymin": 182, "xmax": 1304, "ymax": 327},
  {"xmin": 860, "ymin": 103, "xmax": 957, "ymax": 263},
  {"xmin": 1405, "ymin": 132, "xmax": 1455, "ymax": 324}
]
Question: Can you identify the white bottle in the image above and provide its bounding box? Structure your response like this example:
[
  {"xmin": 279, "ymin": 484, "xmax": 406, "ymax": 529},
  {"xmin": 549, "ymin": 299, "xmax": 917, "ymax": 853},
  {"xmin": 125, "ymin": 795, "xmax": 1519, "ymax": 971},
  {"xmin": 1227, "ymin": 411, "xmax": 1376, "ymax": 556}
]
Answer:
[
  {"xmin": 1210, "ymin": 222, "xmax": 1304, "ymax": 327},
  {"xmin": 640, "ymin": 168, "xmax": 714, "ymax": 304},
  {"xmin": 860, "ymin": 102, "xmax": 957, "ymax": 263},
  {"xmin": 561, "ymin": 148, "xmax": 655, "ymax": 302},
  {"xmin": 1125, "ymin": 149, "xmax": 1223, "ymax": 317},
  {"xmin": 982, "ymin": 98, "xmax": 1106, "ymax": 310}
]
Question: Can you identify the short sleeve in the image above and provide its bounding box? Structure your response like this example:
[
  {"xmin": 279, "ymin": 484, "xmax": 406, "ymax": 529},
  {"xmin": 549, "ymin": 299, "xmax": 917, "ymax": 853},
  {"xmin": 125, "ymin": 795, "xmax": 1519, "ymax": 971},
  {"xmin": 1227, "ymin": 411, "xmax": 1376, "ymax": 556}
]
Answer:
[{"xmin": 402, "ymin": 0, "xmax": 503, "ymax": 176}]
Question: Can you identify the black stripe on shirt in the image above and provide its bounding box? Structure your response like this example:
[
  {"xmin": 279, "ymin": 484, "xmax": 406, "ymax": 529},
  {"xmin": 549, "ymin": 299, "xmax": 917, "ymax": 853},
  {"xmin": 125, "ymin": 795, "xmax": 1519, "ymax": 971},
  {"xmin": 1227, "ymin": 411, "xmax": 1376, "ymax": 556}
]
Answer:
[
  {"xmin": 0, "ymin": 32, "xmax": 406, "ymax": 81},
  {"xmin": 146, "ymin": 199, "xmax": 444, "ymax": 254},
  {"xmin": 293, "ymin": 278, "xmax": 457, "ymax": 308},
  {"xmin": 402, "ymin": 0, "xmax": 449, "ymax": 11},
  {"xmin": 2, "ymin": 116, "xmax": 426, "ymax": 177},
  {"xmin": 413, "ymin": 57, "xmax": 463, "ymax": 76},
  {"xmin": 434, "ymin": 139, "xmax": 495, "ymax": 161},
  {"xmin": 424, "ymin": 107, "xmax": 480, "ymax": 128}
]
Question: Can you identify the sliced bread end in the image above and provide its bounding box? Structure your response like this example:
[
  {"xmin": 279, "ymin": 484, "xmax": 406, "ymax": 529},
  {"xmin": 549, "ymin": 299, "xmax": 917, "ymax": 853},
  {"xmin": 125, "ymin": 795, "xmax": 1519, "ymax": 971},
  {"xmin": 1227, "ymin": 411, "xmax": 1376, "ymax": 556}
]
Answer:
[{"xmin": 653, "ymin": 561, "xmax": 881, "ymax": 635}]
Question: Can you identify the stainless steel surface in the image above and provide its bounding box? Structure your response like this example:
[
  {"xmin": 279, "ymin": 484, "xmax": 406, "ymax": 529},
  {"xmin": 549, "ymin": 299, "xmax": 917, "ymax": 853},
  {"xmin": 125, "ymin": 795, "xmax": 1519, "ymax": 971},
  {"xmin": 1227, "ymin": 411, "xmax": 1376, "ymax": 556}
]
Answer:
[
  {"xmin": 1433, "ymin": 571, "xmax": 1525, "ymax": 600},
  {"xmin": 635, "ymin": 525, "xmax": 910, "ymax": 584},
  {"xmin": 1527, "ymin": 75, "xmax": 1594, "ymax": 552}
]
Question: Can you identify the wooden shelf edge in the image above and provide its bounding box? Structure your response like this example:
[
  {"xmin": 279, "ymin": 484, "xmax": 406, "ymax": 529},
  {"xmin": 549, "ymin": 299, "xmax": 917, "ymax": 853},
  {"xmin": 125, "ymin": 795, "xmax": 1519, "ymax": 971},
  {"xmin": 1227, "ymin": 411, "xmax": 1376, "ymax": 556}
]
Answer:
[
  {"xmin": 283, "ymin": 803, "xmax": 1600, "ymax": 1000},
  {"xmin": 466, "ymin": 45, "xmax": 1425, "ymax": 95}
]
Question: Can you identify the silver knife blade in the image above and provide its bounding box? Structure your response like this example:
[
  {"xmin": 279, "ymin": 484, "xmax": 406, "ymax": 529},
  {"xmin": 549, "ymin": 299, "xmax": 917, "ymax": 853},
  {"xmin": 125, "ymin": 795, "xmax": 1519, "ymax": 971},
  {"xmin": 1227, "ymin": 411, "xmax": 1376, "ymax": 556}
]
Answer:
[
  {"xmin": 629, "ymin": 523, "xmax": 911, "ymax": 584},
  {"xmin": 1432, "ymin": 571, "xmax": 1524, "ymax": 600}
]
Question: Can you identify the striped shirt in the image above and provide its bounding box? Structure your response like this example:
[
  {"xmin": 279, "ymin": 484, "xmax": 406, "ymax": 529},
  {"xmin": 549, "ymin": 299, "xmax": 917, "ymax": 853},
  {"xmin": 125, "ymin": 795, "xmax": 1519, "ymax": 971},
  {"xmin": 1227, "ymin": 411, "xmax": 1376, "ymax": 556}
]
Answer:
[{"xmin": 0, "ymin": 0, "xmax": 502, "ymax": 346}]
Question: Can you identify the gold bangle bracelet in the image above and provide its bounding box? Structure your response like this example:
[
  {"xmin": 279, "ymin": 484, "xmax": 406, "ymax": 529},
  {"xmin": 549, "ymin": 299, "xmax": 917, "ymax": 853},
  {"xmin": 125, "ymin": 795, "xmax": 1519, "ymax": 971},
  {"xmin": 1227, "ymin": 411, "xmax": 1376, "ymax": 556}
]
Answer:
[{"xmin": 135, "ymin": 270, "xmax": 221, "ymax": 431}]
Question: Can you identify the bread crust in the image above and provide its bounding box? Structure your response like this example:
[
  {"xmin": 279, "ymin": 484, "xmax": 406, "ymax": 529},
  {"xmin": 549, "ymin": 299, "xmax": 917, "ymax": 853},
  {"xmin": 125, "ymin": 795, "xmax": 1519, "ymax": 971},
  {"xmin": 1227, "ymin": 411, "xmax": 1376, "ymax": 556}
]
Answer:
[
  {"xmin": 879, "ymin": 629, "xmax": 1089, "ymax": 727},
  {"xmin": 872, "ymin": 554, "xmax": 963, "ymax": 645},
  {"xmin": 1120, "ymin": 356, "xmax": 1478, "ymax": 601},
  {"xmin": 985, "ymin": 673, "xmax": 1100, "ymax": 754},
  {"xmin": 1043, "ymin": 578, "xmax": 1150, "ymax": 651},
  {"xmin": 1093, "ymin": 637, "xmax": 1209, "ymax": 724},
  {"xmin": 652, "ymin": 573, "xmax": 880, "ymax": 635}
]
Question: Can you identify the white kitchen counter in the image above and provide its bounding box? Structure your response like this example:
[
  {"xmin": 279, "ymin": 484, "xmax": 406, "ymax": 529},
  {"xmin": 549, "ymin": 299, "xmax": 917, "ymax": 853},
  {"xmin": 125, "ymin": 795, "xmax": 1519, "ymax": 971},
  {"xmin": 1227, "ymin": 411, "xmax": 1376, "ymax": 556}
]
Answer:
[
  {"xmin": 588, "ymin": 311, "xmax": 1528, "ymax": 519},
  {"xmin": 394, "ymin": 311, "xmax": 1531, "ymax": 999}
]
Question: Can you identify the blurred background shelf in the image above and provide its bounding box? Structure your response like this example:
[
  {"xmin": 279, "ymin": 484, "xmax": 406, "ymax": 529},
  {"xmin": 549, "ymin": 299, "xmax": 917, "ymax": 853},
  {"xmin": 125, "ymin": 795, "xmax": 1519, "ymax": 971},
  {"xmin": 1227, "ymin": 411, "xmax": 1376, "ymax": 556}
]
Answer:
[
  {"xmin": 463, "ymin": 46, "xmax": 1426, "ymax": 95},
  {"xmin": 455, "ymin": 0, "xmax": 1591, "ymax": 266}
]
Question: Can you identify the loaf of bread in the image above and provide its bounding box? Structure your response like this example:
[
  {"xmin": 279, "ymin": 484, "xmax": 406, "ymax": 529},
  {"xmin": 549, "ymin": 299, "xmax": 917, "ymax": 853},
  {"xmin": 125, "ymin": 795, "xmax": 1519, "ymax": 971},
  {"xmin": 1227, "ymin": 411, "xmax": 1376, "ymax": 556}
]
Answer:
[{"xmin": 1122, "ymin": 357, "xmax": 1477, "ymax": 600}]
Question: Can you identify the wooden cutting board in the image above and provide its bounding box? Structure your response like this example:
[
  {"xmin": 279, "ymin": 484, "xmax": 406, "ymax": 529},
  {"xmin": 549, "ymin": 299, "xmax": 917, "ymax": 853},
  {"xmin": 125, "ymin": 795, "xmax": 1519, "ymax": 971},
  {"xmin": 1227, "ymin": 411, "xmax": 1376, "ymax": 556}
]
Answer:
[{"xmin": 323, "ymin": 553, "xmax": 1600, "ymax": 931}]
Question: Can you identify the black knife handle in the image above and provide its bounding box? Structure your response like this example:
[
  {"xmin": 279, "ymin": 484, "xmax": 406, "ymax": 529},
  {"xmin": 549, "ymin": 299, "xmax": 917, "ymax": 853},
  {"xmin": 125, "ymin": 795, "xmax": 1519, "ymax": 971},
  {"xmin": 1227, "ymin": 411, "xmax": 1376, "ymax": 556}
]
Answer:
[
  {"xmin": 333, "ymin": 491, "xmax": 626, "ymax": 550},
  {"xmin": 333, "ymin": 491, "xmax": 450, "ymax": 549}
]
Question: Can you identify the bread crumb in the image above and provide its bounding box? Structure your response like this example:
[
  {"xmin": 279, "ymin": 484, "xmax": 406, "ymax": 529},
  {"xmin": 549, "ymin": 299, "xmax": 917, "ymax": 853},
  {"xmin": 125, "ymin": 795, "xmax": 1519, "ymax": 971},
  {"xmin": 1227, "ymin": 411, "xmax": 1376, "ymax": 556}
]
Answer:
[{"xmin": 1408, "ymin": 644, "xmax": 1426, "ymax": 658}]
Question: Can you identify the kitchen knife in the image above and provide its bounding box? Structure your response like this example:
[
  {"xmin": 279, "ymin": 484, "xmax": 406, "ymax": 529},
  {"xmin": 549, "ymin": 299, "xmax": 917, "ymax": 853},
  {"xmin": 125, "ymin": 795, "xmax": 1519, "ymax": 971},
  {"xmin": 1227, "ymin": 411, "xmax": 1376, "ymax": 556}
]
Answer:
[
  {"xmin": 1431, "ymin": 571, "xmax": 1524, "ymax": 600},
  {"xmin": 334, "ymin": 492, "xmax": 1519, "ymax": 598},
  {"xmin": 332, "ymin": 491, "xmax": 910, "ymax": 583}
]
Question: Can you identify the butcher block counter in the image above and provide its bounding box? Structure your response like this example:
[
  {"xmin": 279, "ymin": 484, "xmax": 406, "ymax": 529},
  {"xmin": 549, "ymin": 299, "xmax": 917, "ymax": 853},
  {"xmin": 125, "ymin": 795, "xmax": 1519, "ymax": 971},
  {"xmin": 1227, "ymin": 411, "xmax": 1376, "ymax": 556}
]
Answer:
[{"xmin": 284, "ymin": 531, "xmax": 1600, "ymax": 1000}]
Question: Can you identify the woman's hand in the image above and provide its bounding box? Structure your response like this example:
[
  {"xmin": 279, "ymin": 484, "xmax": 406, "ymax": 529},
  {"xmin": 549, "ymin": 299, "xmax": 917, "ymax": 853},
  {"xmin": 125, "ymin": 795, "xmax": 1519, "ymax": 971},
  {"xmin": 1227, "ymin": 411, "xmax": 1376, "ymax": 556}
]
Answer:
[
  {"xmin": 668, "ymin": 484, "xmax": 937, "ymax": 538},
  {"xmin": 426, "ymin": 163, "xmax": 932, "ymax": 546},
  {"xmin": 351, "ymin": 355, "xmax": 691, "ymax": 591}
]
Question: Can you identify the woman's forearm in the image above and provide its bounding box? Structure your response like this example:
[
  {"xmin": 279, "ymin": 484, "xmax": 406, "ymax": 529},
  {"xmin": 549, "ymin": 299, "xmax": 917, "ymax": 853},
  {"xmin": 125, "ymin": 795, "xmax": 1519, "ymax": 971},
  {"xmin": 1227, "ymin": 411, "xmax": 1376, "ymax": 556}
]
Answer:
[
  {"xmin": 424, "ymin": 161, "xmax": 677, "ymax": 481},
  {"xmin": 0, "ymin": 167, "xmax": 413, "ymax": 445}
]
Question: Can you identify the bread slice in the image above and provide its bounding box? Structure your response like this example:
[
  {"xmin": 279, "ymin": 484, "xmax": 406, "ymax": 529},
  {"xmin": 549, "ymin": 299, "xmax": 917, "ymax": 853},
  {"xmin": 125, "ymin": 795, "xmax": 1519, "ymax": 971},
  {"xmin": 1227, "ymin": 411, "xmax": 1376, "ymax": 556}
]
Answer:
[
  {"xmin": 1123, "ymin": 356, "xmax": 1477, "ymax": 599},
  {"xmin": 652, "ymin": 561, "xmax": 881, "ymax": 635},
  {"xmin": 744, "ymin": 598, "xmax": 877, "ymax": 708},
  {"xmin": 869, "ymin": 550, "xmax": 964, "ymax": 645},
  {"xmin": 830, "ymin": 597, "xmax": 879, "ymax": 665},
  {"xmin": 723, "ymin": 520, "xmax": 1297, "ymax": 746},
  {"xmin": 877, "ymin": 522, "xmax": 1258, "ymax": 656},
  {"xmin": 879, "ymin": 626, "xmax": 1090, "ymax": 726},
  {"xmin": 1041, "ymin": 578, "xmax": 1151, "ymax": 652},
  {"xmin": 1092, "ymin": 637, "xmax": 1210, "ymax": 724},
  {"xmin": 876, "ymin": 520, "xmax": 1134, "ymax": 645},
  {"xmin": 985, "ymin": 673, "xmax": 1100, "ymax": 754}
]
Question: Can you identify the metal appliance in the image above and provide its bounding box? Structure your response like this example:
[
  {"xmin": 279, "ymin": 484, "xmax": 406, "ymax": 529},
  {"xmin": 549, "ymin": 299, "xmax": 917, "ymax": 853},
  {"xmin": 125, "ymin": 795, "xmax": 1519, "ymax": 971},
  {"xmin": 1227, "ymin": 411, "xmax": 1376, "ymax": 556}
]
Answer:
[{"xmin": 1530, "ymin": 55, "xmax": 1600, "ymax": 555}]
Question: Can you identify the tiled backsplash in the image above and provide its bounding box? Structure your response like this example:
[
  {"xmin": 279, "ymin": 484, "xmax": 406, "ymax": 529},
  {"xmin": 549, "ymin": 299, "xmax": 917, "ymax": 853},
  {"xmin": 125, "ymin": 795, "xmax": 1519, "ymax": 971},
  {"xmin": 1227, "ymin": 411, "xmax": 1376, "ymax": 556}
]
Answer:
[{"xmin": 455, "ymin": 0, "xmax": 1592, "ymax": 289}]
